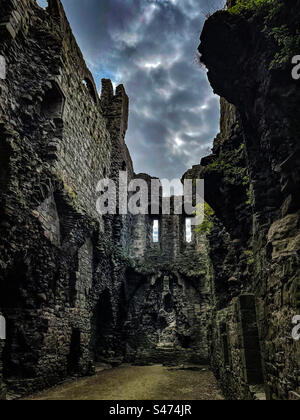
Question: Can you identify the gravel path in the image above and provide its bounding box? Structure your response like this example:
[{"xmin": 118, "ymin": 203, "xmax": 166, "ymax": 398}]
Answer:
[{"xmin": 25, "ymin": 364, "xmax": 224, "ymax": 401}]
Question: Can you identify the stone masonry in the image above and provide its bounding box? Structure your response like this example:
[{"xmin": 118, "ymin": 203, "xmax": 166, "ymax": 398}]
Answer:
[
  {"xmin": 0, "ymin": 0, "xmax": 299, "ymax": 401},
  {"xmin": 0, "ymin": 0, "xmax": 213, "ymax": 398}
]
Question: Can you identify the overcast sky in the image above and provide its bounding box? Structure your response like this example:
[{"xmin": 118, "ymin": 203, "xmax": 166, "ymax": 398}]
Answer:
[{"xmin": 58, "ymin": 0, "xmax": 225, "ymax": 185}]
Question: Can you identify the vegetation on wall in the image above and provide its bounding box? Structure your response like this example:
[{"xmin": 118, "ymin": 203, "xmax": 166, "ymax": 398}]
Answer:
[
  {"xmin": 229, "ymin": 0, "xmax": 300, "ymax": 70},
  {"xmin": 194, "ymin": 203, "xmax": 215, "ymax": 235},
  {"xmin": 203, "ymin": 143, "xmax": 248, "ymax": 185}
]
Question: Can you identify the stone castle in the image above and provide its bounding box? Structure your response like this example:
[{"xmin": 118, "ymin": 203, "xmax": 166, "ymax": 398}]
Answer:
[{"xmin": 0, "ymin": 0, "xmax": 299, "ymax": 400}]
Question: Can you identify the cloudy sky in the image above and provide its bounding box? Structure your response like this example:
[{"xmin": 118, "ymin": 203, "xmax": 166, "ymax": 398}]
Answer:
[{"xmin": 56, "ymin": 0, "xmax": 225, "ymax": 185}]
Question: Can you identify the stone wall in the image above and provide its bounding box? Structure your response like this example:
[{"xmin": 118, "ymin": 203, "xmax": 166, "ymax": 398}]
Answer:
[
  {"xmin": 0, "ymin": 0, "xmax": 214, "ymax": 398},
  {"xmin": 0, "ymin": 0, "xmax": 136, "ymax": 397},
  {"xmin": 193, "ymin": 0, "xmax": 300, "ymax": 400},
  {"xmin": 0, "ymin": 311, "xmax": 5, "ymax": 400}
]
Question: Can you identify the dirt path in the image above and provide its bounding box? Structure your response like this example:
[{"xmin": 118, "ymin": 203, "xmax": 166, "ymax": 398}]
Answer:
[{"xmin": 25, "ymin": 364, "xmax": 223, "ymax": 401}]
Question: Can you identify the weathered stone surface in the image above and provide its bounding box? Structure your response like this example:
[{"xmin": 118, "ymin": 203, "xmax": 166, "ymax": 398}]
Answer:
[
  {"xmin": 0, "ymin": 0, "xmax": 299, "ymax": 401},
  {"xmin": 193, "ymin": 0, "xmax": 300, "ymax": 401},
  {"xmin": 0, "ymin": 0, "xmax": 216, "ymax": 398}
]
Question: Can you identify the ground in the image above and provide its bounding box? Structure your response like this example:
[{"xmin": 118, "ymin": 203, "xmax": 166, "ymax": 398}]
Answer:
[{"xmin": 24, "ymin": 365, "xmax": 224, "ymax": 401}]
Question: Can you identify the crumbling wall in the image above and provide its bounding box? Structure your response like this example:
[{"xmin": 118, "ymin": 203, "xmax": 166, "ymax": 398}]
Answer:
[
  {"xmin": 124, "ymin": 219, "xmax": 214, "ymax": 366},
  {"xmin": 0, "ymin": 312, "xmax": 5, "ymax": 400},
  {"xmin": 194, "ymin": 0, "xmax": 300, "ymax": 400}
]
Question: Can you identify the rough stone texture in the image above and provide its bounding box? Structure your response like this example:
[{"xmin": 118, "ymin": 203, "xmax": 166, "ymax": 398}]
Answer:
[
  {"xmin": 124, "ymin": 230, "xmax": 213, "ymax": 366},
  {"xmin": 0, "ymin": 0, "xmax": 214, "ymax": 398},
  {"xmin": 0, "ymin": 0, "xmax": 135, "ymax": 397},
  {"xmin": 0, "ymin": 0, "xmax": 299, "ymax": 401},
  {"xmin": 190, "ymin": 0, "xmax": 300, "ymax": 400}
]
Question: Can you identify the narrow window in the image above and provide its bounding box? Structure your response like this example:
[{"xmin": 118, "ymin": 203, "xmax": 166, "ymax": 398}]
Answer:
[
  {"xmin": 185, "ymin": 218, "xmax": 192, "ymax": 243},
  {"xmin": 153, "ymin": 220, "xmax": 159, "ymax": 243}
]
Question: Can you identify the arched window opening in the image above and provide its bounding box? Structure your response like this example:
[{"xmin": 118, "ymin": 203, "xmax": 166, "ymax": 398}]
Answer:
[
  {"xmin": 36, "ymin": 0, "xmax": 48, "ymax": 9},
  {"xmin": 82, "ymin": 78, "xmax": 98, "ymax": 104},
  {"xmin": 153, "ymin": 220, "xmax": 159, "ymax": 243},
  {"xmin": 121, "ymin": 161, "xmax": 127, "ymax": 171},
  {"xmin": 42, "ymin": 82, "xmax": 64, "ymax": 119},
  {"xmin": 185, "ymin": 218, "xmax": 192, "ymax": 243}
]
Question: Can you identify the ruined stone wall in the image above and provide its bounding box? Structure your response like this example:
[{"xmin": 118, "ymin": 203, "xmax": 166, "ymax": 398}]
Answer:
[
  {"xmin": 0, "ymin": 0, "xmax": 136, "ymax": 397},
  {"xmin": 124, "ymin": 218, "xmax": 214, "ymax": 366},
  {"xmin": 194, "ymin": 0, "xmax": 300, "ymax": 400},
  {"xmin": 0, "ymin": 311, "xmax": 5, "ymax": 400},
  {"xmin": 0, "ymin": 0, "xmax": 215, "ymax": 398}
]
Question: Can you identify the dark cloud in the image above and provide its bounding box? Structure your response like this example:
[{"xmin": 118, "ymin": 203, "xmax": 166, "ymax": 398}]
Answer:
[{"xmin": 61, "ymin": 0, "xmax": 225, "ymax": 182}]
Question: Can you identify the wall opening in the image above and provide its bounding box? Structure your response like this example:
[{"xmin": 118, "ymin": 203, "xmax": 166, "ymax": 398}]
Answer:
[
  {"xmin": 67, "ymin": 328, "xmax": 81, "ymax": 375},
  {"xmin": 178, "ymin": 334, "xmax": 191, "ymax": 349},
  {"xmin": 153, "ymin": 220, "xmax": 159, "ymax": 243},
  {"xmin": 220, "ymin": 323, "xmax": 230, "ymax": 367},
  {"xmin": 0, "ymin": 261, "xmax": 31, "ymax": 379},
  {"xmin": 185, "ymin": 218, "xmax": 192, "ymax": 243},
  {"xmin": 36, "ymin": 194, "xmax": 61, "ymax": 247},
  {"xmin": 93, "ymin": 289, "xmax": 114, "ymax": 361},
  {"xmin": 69, "ymin": 267, "xmax": 78, "ymax": 308},
  {"xmin": 41, "ymin": 82, "xmax": 64, "ymax": 119},
  {"xmin": 0, "ymin": 129, "xmax": 11, "ymax": 191},
  {"xmin": 82, "ymin": 78, "xmax": 98, "ymax": 103},
  {"xmin": 163, "ymin": 293, "xmax": 173, "ymax": 313},
  {"xmin": 0, "ymin": 315, "xmax": 5, "ymax": 340},
  {"xmin": 163, "ymin": 276, "xmax": 170, "ymax": 292},
  {"xmin": 122, "ymin": 161, "xmax": 127, "ymax": 171},
  {"xmin": 36, "ymin": 0, "xmax": 48, "ymax": 9},
  {"xmin": 3, "ymin": 318, "xmax": 20, "ymax": 378},
  {"xmin": 0, "ymin": 261, "xmax": 27, "ymax": 309},
  {"xmin": 2, "ymin": 318, "xmax": 35, "ymax": 379}
]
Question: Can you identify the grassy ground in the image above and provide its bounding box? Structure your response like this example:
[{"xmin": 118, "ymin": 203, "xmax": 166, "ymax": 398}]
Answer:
[{"xmin": 25, "ymin": 364, "xmax": 224, "ymax": 401}]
